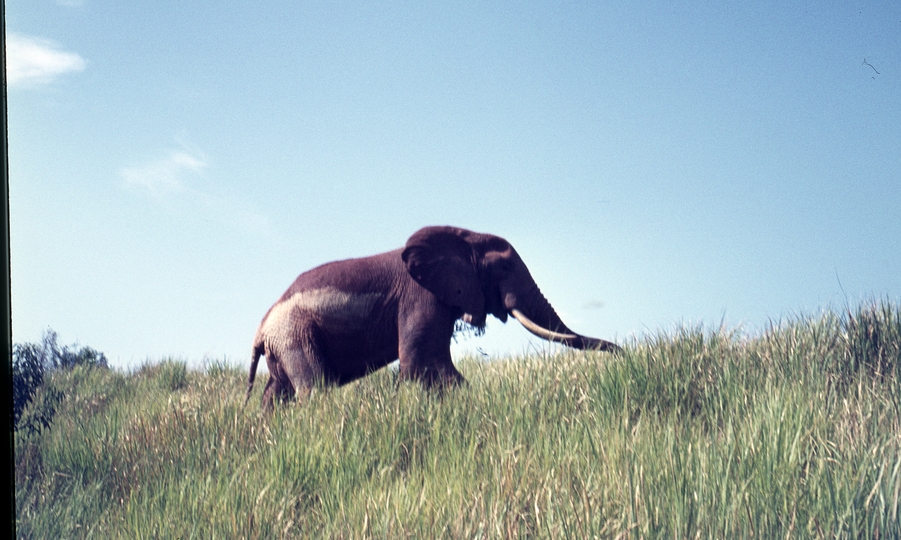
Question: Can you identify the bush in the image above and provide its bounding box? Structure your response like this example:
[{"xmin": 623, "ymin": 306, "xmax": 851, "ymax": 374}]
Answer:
[
  {"xmin": 12, "ymin": 342, "xmax": 52, "ymax": 433},
  {"xmin": 12, "ymin": 329, "xmax": 109, "ymax": 434}
]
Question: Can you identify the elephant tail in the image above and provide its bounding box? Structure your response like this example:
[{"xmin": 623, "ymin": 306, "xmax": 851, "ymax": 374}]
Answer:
[{"xmin": 244, "ymin": 332, "xmax": 266, "ymax": 407}]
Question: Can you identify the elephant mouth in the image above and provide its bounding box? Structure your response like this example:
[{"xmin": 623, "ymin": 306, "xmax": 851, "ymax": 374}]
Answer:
[{"xmin": 462, "ymin": 312, "xmax": 487, "ymax": 329}]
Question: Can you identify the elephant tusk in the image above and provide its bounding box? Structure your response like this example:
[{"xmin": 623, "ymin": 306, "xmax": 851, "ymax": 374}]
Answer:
[
  {"xmin": 510, "ymin": 309, "xmax": 581, "ymax": 342},
  {"xmin": 510, "ymin": 309, "xmax": 623, "ymax": 353}
]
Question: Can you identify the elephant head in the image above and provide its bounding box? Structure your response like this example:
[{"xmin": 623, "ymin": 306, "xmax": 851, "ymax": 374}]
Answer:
[{"xmin": 402, "ymin": 226, "xmax": 621, "ymax": 353}]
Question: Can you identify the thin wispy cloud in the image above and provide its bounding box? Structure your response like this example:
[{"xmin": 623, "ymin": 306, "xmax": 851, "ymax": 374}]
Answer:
[
  {"xmin": 5, "ymin": 33, "xmax": 86, "ymax": 87},
  {"xmin": 121, "ymin": 150, "xmax": 208, "ymax": 199},
  {"xmin": 121, "ymin": 145, "xmax": 276, "ymax": 239}
]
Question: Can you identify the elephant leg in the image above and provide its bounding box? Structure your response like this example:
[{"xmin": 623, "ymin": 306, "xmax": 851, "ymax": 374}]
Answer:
[
  {"xmin": 399, "ymin": 351, "xmax": 464, "ymax": 387},
  {"xmin": 277, "ymin": 319, "xmax": 332, "ymax": 400},
  {"xmin": 260, "ymin": 356, "xmax": 293, "ymax": 410},
  {"xmin": 398, "ymin": 306, "xmax": 464, "ymax": 387},
  {"xmin": 261, "ymin": 374, "xmax": 277, "ymax": 410}
]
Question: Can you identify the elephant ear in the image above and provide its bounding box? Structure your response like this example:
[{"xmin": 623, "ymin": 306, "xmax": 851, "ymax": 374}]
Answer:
[{"xmin": 402, "ymin": 227, "xmax": 486, "ymax": 327}]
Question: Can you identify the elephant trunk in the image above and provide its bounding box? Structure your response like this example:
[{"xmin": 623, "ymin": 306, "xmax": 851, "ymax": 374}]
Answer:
[{"xmin": 508, "ymin": 286, "xmax": 621, "ymax": 353}]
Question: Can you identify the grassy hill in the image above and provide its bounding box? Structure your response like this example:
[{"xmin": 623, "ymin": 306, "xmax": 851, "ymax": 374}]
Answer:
[{"xmin": 14, "ymin": 302, "xmax": 901, "ymax": 538}]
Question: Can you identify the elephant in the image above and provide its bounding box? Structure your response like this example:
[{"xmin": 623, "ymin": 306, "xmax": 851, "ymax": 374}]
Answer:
[{"xmin": 245, "ymin": 225, "xmax": 620, "ymax": 408}]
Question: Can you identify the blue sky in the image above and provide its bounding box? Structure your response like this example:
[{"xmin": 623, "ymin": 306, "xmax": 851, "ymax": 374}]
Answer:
[{"xmin": 7, "ymin": 1, "xmax": 901, "ymax": 369}]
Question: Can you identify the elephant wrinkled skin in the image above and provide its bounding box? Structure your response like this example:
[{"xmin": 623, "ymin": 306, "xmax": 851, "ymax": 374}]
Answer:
[{"xmin": 246, "ymin": 226, "xmax": 620, "ymax": 408}]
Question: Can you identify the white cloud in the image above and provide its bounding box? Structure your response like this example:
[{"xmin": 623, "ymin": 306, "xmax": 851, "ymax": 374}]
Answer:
[
  {"xmin": 121, "ymin": 150, "xmax": 208, "ymax": 199},
  {"xmin": 121, "ymin": 146, "xmax": 276, "ymax": 239},
  {"xmin": 5, "ymin": 33, "xmax": 86, "ymax": 87}
]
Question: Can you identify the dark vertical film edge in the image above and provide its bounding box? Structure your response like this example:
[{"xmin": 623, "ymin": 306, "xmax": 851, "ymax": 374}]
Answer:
[{"xmin": 2, "ymin": 0, "xmax": 16, "ymax": 536}]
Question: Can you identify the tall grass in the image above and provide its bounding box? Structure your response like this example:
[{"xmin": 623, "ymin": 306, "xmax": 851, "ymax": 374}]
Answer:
[{"xmin": 15, "ymin": 302, "xmax": 901, "ymax": 538}]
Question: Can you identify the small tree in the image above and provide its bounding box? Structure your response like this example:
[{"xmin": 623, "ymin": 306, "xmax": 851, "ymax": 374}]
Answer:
[
  {"xmin": 40, "ymin": 329, "xmax": 109, "ymax": 371},
  {"xmin": 12, "ymin": 342, "xmax": 49, "ymax": 430},
  {"xmin": 12, "ymin": 329, "xmax": 109, "ymax": 434}
]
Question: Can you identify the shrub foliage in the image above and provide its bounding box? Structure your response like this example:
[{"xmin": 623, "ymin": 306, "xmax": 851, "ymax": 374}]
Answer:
[{"xmin": 12, "ymin": 330, "xmax": 109, "ymax": 435}]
